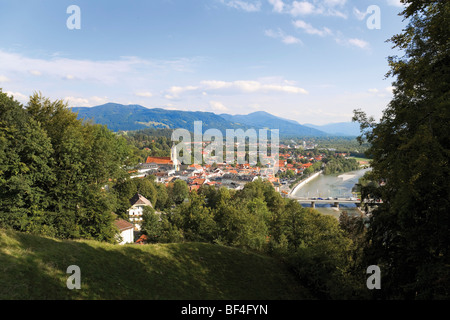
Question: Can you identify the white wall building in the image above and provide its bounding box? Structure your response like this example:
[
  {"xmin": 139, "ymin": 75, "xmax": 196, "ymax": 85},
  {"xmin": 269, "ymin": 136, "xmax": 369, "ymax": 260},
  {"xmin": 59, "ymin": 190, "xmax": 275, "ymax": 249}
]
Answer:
[
  {"xmin": 114, "ymin": 219, "xmax": 135, "ymax": 245},
  {"xmin": 127, "ymin": 193, "xmax": 153, "ymax": 231}
]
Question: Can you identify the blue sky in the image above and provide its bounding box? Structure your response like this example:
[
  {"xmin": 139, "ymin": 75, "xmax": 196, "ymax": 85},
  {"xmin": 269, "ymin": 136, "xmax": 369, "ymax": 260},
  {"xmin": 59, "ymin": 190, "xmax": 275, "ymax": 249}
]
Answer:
[{"xmin": 0, "ymin": 0, "xmax": 407, "ymax": 125}]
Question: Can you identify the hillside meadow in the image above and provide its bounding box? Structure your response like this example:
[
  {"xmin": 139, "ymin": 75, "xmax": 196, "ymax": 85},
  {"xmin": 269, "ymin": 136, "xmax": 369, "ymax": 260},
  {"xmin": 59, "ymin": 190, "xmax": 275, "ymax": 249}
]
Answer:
[{"xmin": 0, "ymin": 228, "xmax": 312, "ymax": 300}]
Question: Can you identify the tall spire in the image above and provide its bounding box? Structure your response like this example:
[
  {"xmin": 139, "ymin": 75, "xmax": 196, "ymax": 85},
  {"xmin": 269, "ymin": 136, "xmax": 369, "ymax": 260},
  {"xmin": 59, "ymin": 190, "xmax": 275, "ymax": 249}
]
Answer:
[{"xmin": 171, "ymin": 143, "xmax": 179, "ymax": 171}]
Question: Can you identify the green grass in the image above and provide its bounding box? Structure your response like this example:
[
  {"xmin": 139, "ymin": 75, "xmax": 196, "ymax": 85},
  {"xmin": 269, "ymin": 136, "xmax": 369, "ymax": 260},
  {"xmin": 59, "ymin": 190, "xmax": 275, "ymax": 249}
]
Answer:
[{"xmin": 0, "ymin": 228, "xmax": 312, "ymax": 300}]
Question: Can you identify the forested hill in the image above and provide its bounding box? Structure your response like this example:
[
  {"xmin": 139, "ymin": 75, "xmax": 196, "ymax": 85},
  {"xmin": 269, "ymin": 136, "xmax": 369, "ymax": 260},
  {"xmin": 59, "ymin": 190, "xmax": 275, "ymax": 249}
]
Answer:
[{"xmin": 72, "ymin": 103, "xmax": 327, "ymax": 137}]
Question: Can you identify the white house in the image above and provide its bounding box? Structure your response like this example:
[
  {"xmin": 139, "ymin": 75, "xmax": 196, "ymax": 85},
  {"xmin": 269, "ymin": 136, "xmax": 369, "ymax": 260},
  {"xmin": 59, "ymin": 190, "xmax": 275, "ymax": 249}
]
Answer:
[
  {"xmin": 127, "ymin": 193, "xmax": 153, "ymax": 231},
  {"xmin": 114, "ymin": 219, "xmax": 135, "ymax": 245}
]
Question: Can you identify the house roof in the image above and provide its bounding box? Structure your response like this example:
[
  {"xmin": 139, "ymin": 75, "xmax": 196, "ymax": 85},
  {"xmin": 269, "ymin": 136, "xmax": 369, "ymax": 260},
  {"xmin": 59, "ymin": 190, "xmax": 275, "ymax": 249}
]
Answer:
[
  {"xmin": 192, "ymin": 178, "xmax": 206, "ymax": 185},
  {"xmin": 114, "ymin": 219, "xmax": 134, "ymax": 231},
  {"xmin": 136, "ymin": 234, "xmax": 149, "ymax": 243},
  {"xmin": 130, "ymin": 193, "xmax": 153, "ymax": 208},
  {"xmin": 145, "ymin": 156, "xmax": 173, "ymax": 165}
]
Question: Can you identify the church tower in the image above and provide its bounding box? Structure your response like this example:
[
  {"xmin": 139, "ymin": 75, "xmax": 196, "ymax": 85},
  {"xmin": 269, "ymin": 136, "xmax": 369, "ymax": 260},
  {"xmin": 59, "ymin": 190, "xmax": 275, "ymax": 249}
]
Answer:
[{"xmin": 171, "ymin": 143, "xmax": 179, "ymax": 171}]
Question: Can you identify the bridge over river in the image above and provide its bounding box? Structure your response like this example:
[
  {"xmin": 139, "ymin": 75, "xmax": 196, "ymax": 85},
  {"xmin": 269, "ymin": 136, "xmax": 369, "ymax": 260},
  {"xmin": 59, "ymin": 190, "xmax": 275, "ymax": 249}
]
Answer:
[
  {"xmin": 286, "ymin": 168, "xmax": 379, "ymax": 216},
  {"xmin": 287, "ymin": 195, "xmax": 381, "ymax": 209}
]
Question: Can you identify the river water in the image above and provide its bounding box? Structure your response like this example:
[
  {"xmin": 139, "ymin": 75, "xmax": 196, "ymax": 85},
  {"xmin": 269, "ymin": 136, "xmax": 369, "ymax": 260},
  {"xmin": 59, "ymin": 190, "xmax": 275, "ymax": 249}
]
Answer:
[{"xmin": 293, "ymin": 168, "xmax": 372, "ymax": 219}]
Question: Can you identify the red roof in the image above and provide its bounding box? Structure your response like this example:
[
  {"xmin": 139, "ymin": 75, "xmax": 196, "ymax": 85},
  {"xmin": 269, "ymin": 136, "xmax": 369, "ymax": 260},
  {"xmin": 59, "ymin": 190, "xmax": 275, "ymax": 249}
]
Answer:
[
  {"xmin": 136, "ymin": 234, "xmax": 149, "ymax": 244},
  {"xmin": 114, "ymin": 219, "xmax": 134, "ymax": 231},
  {"xmin": 145, "ymin": 156, "xmax": 172, "ymax": 165},
  {"xmin": 192, "ymin": 178, "xmax": 206, "ymax": 185}
]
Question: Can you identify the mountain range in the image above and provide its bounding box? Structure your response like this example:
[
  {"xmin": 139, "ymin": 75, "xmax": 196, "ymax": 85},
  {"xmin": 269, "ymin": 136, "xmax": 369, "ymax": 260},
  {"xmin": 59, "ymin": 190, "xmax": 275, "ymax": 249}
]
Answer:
[{"xmin": 71, "ymin": 103, "xmax": 359, "ymax": 137}]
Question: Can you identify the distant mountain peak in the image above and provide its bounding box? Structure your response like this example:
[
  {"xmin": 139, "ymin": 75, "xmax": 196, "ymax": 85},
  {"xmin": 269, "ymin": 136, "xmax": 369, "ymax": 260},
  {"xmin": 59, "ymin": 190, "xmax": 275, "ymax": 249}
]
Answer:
[{"xmin": 72, "ymin": 103, "xmax": 327, "ymax": 137}]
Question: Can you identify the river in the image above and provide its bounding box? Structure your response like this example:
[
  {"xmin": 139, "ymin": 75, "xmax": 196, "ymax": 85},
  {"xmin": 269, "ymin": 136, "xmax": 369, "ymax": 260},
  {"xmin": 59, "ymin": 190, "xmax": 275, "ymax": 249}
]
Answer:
[{"xmin": 292, "ymin": 168, "xmax": 372, "ymax": 219}]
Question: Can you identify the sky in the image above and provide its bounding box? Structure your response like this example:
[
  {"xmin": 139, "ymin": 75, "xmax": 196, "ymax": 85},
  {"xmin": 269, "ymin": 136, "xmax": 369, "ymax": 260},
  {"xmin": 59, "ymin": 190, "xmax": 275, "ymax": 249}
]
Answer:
[{"xmin": 0, "ymin": 0, "xmax": 408, "ymax": 125}]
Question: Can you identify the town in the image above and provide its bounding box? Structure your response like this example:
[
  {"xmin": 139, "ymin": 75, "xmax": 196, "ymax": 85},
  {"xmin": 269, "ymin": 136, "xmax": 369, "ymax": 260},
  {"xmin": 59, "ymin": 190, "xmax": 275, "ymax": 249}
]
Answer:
[
  {"xmin": 112, "ymin": 138, "xmax": 366, "ymax": 244},
  {"xmin": 128, "ymin": 140, "xmax": 360, "ymax": 195}
]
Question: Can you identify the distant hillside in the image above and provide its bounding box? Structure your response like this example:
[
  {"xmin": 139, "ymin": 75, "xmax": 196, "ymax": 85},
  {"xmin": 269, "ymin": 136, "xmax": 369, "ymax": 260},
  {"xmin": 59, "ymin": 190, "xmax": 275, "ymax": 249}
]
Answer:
[
  {"xmin": 220, "ymin": 111, "xmax": 326, "ymax": 137},
  {"xmin": 303, "ymin": 122, "xmax": 361, "ymax": 136},
  {"xmin": 71, "ymin": 103, "xmax": 327, "ymax": 137},
  {"xmin": 72, "ymin": 103, "xmax": 242, "ymax": 133},
  {"xmin": 0, "ymin": 228, "xmax": 311, "ymax": 300}
]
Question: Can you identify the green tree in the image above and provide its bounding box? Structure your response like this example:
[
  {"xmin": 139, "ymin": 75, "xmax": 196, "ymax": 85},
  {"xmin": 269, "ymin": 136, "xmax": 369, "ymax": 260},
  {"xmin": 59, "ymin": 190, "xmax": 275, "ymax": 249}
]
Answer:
[
  {"xmin": 287, "ymin": 208, "xmax": 355, "ymax": 299},
  {"xmin": 1, "ymin": 92, "xmax": 132, "ymax": 242},
  {"xmin": 154, "ymin": 182, "xmax": 169, "ymax": 210},
  {"xmin": 168, "ymin": 179, "xmax": 189, "ymax": 205},
  {"xmin": 0, "ymin": 91, "xmax": 56, "ymax": 235},
  {"xmin": 172, "ymin": 192, "xmax": 216, "ymax": 242},
  {"xmin": 140, "ymin": 206, "xmax": 161, "ymax": 243},
  {"xmin": 353, "ymin": 0, "xmax": 450, "ymax": 299}
]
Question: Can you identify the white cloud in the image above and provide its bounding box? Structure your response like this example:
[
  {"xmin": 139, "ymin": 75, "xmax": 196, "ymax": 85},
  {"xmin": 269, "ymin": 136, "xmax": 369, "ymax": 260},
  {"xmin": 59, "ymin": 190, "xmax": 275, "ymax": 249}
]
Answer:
[
  {"xmin": 214, "ymin": 79, "xmax": 308, "ymax": 94},
  {"xmin": 29, "ymin": 70, "xmax": 42, "ymax": 76},
  {"xmin": 164, "ymin": 79, "xmax": 308, "ymax": 100},
  {"xmin": 164, "ymin": 94, "xmax": 177, "ymax": 100},
  {"xmin": 386, "ymin": 0, "xmax": 403, "ymax": 7},
  {"xmin": 290, "ymin": 1, "xmax": 316, "ymax": 16},
  {"xmin": 368, "ymin": 88, "xmax": 379, "ymax": 93},
  {"xmin": 200, "ymin": 80, "xmax": 233, "ymax": 90},
  {"xmin": 280, "ymin": 0, "xmax": 348, "ymax": 18},
  {"xmin": 65, "ymin": 96, "xmax": 90, "ymax": 107},
  {"xmin": 353, "ymin": 7, "xmax": 367, "ymax": 20},
  {"xmin": 0, "ymin": 75, "xmax": 10, "ymax": 83},
  {"xmin": 293, "ymin": 20, "xmax": 332, "ymax": 36},
  {"xmin": 64, "ymin": 95, "xmax": 109, "ymax": 107},
  {"xmin": 168, "ymin": 85, "xmax": 199, "ymax": 98},
  {"xmin": 334, "ymin": 34, "xmax": 370, "ymax": 50},
  {"xmin": 265, "ymin": 28, "xmax": 302, "ymax": 44},
  {"xmin": 347, "ymin": 38, "xmax": 370, "ymax": 49},
  {"xmin": 90, "ymin": 96, "xmax": 109, "ymax": 105},
  {"xmin": 268, "ymin": 0, "xmax": 285, "ymax": 13},
  {"xmin": 209, "ymin": 100, "xmax": 229, "ymax": 112},
  {"xmin": 5, "ymin": 91, "xmax": 28, "ymax": 103},
  {"xmin": 220, "ymin": 0, "xmax": 261, "ymax": 12},
  {"xmin": 0, "ymin": 49, "xmax": 194, "ymax": 86},
  {"xmin": 135, "ymin": 91, "xmax": 153, "ymax": 97},
  {"xmin": 385, "ymin": 86, "xmax": 396, "ymax": 93},
  {"xmin": 324, "ymin": 0, "xmax": 346, "ymax": 6},
  {"xmin": 325, "ymin": 8, "xmax": 347, "ymax": 18}
]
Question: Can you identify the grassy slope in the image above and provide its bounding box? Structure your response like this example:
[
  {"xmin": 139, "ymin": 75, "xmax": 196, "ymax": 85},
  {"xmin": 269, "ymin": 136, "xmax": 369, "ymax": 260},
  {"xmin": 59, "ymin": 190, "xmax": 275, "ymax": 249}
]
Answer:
[{"xmin": 0, "ymin": 229, "xmax": 312, "ymax": 300}]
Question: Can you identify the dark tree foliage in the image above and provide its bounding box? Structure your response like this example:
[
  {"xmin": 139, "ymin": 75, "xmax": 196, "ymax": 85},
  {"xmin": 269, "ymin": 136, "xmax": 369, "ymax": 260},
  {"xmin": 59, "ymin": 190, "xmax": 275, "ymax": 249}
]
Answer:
[
  {"xmin": 0, "ymin": 91, "xmax": 133, "ymax": 242},
  {"xmin": 353, "ymin": 1, "xmax": 450, "ymax": 299}
]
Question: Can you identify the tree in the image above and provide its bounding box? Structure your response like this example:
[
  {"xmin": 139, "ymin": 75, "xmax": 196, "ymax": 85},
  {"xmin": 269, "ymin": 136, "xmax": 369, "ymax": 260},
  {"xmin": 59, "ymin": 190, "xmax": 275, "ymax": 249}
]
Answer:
[
  {"xmin": 168, "ymin": 179, "xmax": 189, "ymax": 205},
  {"xmin": 353, "ymin": 1, "xmax": 450, "ymax": 299},
  {"xmin": 1, "ymin": 91, "xmax": 132, "ymax": 242},
  {"xmin": 154, "ymin": 182, "xmax": 169, "ymax": 210},
  {"xmin": 0, "ymin": 91, "xmax": 56, "ymax": 235},
  {"xmin": 140, "ymin": 206, "xmax": 161, "ymax": 243},
  {"xmin": 287, "ymin": 208, "xmax": 355, "ymax": 299},
  {"xmin": 172, "ymin": 192, "xmax": 216, "ymax": 242}
]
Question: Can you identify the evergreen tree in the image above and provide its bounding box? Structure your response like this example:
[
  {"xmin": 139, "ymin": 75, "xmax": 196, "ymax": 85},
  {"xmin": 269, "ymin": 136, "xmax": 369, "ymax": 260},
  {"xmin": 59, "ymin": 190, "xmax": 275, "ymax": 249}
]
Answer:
[{"xmin": 353, "ymin": 0, "xmax": 450, "ymax": 299}]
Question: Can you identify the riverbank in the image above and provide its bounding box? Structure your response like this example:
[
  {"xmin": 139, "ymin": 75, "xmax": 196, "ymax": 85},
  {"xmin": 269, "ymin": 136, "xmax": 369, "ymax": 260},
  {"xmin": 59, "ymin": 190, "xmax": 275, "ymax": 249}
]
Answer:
[
  {"xmin": 289, "ymin": 167, "xmax": 372, "ymax": 218},
  {"xmin": 288, "ymin": 170, "xmax": 323, "ymax": 196}
]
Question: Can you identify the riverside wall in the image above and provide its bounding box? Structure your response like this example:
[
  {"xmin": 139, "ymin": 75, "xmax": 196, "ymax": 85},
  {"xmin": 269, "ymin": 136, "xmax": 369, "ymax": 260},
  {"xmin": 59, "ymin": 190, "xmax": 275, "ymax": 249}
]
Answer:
[{"xmin": 289, "ymin": 170, "xmax": 323, "ymax": 196}]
